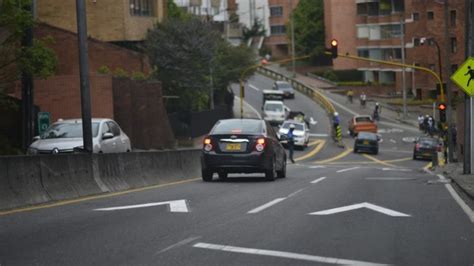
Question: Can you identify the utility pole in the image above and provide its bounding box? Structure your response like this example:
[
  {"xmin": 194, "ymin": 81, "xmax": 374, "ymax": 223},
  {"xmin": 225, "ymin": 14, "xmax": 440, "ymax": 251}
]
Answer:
[
  {"xmin": 290, "ymin": 0, "xmax": 296, "ymax": 78},
  {"xmin": 21, "ymin": 0, "xmax": 35, "ymax": 150},
  {"xmin": 443, "ymin": 0, "xmax": 455, "ymax": 163},
  {"xmin": 464, "ymin": 0, "xmax": 473, "ymax": 174},
  {"xmin": 75, "ymin": 0, "xmax": 93, "ymax": 153},
  {"xmin": 400, "ymin": 14, "xmax": 407, "ymax": 119}
]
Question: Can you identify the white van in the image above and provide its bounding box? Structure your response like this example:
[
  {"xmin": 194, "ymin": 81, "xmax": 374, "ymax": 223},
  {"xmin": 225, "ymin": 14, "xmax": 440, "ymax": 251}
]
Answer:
[{"xmin": 262, "ymin": 100, "xmax": 289, "ymax": 125}]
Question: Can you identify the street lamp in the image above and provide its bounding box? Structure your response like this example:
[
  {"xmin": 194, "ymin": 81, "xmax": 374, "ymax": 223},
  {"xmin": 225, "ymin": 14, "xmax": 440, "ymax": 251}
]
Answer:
[{"xmin": 420, "ymin": 37, "xmax": 443, "ymax": 85}]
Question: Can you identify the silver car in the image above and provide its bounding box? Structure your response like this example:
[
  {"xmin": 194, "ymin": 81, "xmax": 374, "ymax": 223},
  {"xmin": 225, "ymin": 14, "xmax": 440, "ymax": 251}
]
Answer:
[
  {"xmin": 277, "ymin": 120, "xmax": 310, "ymax": 149},
  {"xmin": 28, "ymin": 118, "xmax": 132, "ymax": 154}
]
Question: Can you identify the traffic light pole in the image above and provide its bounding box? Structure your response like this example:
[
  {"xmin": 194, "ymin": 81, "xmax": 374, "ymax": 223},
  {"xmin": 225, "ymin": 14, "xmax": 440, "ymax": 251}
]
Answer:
[{"xmin": 465, "ymin": 0, "xmax": 473, "ymax": 174}]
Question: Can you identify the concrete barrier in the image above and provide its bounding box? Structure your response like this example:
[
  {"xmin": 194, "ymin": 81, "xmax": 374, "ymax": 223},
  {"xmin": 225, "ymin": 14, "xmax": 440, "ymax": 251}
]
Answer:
[{"xmin": 0, "ymin": 149, "xmax": 201, "ymax": 211}]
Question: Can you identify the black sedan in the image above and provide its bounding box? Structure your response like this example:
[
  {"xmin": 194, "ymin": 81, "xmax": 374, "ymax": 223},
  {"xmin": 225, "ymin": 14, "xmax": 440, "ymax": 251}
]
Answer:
[
  {"xmin": 413, "ymin": 137, "xmax": 441, "ymax": 160},
  {"xmin": 353, "ymin": 132, "xmax": 379, "ymax": 155},
  {"xmin": 201, "ymin": 119, "xmax": 287, "ymax": 182},
  {"xmin": 273, "ymin": 81, "xmax": 295, "ymax": 99}
]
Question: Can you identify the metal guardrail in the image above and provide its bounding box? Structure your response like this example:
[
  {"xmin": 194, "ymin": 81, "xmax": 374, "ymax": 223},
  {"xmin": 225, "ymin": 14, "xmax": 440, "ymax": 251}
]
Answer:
[{"xmin": 256, "ymin": 67, "xmax": 337, "ymax": 116}]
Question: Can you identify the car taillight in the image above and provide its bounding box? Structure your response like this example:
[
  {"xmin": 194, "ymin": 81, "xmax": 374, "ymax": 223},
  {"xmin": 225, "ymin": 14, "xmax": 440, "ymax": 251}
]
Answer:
[
  {"xmin": 255, "ymin": 138, "xmax": 266, "ymax": 152},
  {"xmin": 437, "ymin": 145, "xmax": 442, "ymax": 152},
  {"xmin": 203, "ymin": 138, "xmax": 213, "ymax": 152},
  {"xmin": 415, "ymin": 144, "xmax": 421, "ymax": 150}
]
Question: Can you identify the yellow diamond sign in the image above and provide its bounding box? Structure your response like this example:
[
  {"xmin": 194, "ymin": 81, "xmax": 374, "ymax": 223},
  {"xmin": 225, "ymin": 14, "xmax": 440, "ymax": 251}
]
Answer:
[{"xmin": 451, "ymin": 57, "xmax": 474, "ymax": 96}]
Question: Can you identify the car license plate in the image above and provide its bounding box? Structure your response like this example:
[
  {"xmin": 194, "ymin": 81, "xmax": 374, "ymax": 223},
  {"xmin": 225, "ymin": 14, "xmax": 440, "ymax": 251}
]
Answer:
[
  {"xmin": 226, "ymin": 143, "xmax": 241, "ymax": 151},
  {"xmin": 423, "ymin": 152, "xmax": 431, "ymax": 156},
  {"xmin": 363, "ymin": 140, "xmax": 369, "ymax": 145}
]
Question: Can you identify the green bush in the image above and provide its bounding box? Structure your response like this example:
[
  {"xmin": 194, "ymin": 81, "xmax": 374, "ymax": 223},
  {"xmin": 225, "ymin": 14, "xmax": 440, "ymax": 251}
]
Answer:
[
  {"xmin": 97, "ymin": 65, "xmax": 111, "ymax": 74},
  {"xmin": 322, "ymin": 69, "xmax": 338, "ymax": 81},
  {"xmin": 313, "ymin": 69, "xmax": 363, "ymax": 82},
  {"xmin": 131, "ymin": 71, "xmax": 148, "ymax": 81},
  {"xmin": 113, "ymin": 68, "xmax": 129, "ymax": 78}
]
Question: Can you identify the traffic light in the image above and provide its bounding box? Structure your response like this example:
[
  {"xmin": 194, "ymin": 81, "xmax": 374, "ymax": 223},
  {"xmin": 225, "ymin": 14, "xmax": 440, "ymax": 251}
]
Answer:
[
  {"xmin": 438, "ymin": 103, "xmax": 446, "ymax": 122},
  {"xmin": 330, "ymin": 39, "xmax": 338, "ymax": 58}
]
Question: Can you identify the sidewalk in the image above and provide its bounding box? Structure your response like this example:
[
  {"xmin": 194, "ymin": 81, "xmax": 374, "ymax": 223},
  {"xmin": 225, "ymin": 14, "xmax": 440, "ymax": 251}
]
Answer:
[
  {"xmin": 266, "ymin": 64, "xmax": 420, "ymax": 128},
  {"xmin": 435, "ymin": 163, "xmax": 474, "ymax": 200}
]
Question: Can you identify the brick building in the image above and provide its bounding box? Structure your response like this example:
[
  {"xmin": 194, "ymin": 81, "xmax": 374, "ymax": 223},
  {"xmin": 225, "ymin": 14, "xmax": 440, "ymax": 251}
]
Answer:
[
  {"xmin": 265, "ymin": 0, "xmax": 299, "ymax": 58},
  {"xmin": 324, "ymin": 0, "xmax": 466, "ymax": 100}
]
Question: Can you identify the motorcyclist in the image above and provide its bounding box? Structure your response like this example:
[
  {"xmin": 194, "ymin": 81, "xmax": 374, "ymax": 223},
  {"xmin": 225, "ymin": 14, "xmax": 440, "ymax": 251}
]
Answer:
[{"xmin": 373, "ymin": 102, "xmax": 381, "ymax": 121}]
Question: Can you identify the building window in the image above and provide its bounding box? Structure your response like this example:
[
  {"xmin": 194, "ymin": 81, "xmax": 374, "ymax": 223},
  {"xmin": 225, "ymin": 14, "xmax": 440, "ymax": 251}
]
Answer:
[
  {"xmin": 427, "ymin": 11, "xmax": 434, "ymax": 20},
  {"xmin": 130, "ymin": 0, "xmax": 155, "ymax": 16},
  {"xmin": 450, "ymin": 10, "xmax": 456, "ymax": 27},
  {"xmin": 357, "ymin": 3, "xmax": 368, "ymax": 15},
  {"xmin": 270, "ymin": 25, "xmax": 286, "ymax": 35},
  {"xmin": 412, "ymin": 12, "xmax": 419, "ymax": 21},
  {"xmin": 270, "ymin": 6, "xmax": 283, "ymax": 17},
  {"xmin": 451, "ymin": 64, "xmax": 458, "ymax": 74},
  {"xmin": 451, "ymin": 37, "xmax": 457, "ymax": 53},
  {"xmin": 414, "ymin": 38, "xmax": 420, "ymax": 46}
]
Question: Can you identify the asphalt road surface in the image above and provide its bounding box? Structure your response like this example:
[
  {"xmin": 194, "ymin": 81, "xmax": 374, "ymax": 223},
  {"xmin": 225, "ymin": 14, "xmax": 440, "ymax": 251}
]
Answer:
[{"xmin": 1, "ymin": 74, "xmax": 473, "ymax": 265}]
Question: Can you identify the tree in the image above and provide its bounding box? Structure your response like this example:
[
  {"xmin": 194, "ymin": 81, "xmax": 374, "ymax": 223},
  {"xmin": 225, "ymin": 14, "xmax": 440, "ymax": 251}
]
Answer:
[
  {"xmin": 291, "ymin": 0, "xmax": 325, "ymax": 57},
  {"xmin": 242, "ymin": 19, "xmax": 265, "ymax": 43},
  {"xmin": 166, "ymin": 0, "xmax": 190, "ymax": 21},
  {"xmin": 0, "ymin": 0, "xmax": 57, "ymax": 98}
]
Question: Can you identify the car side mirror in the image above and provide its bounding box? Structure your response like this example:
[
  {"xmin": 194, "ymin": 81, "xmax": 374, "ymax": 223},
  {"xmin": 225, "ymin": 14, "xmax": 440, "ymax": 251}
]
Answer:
[
  {"xmin": 32, "ymin": 136, "xmax": 40, "ymax": 141},
  {"xmin": 102, "ymin": 132, "xmax": 114, "ymax": 140}
]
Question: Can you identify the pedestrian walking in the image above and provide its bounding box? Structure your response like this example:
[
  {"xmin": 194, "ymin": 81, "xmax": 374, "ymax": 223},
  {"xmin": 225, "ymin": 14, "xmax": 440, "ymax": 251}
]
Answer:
[
  {"xmin": 418, "ymin": 114, "xmax": 424, "ymax": 130},
  {"xmin": 287, "ymin": 124, "xmax": 296, "ymax": 163},
  {"xmin": 346, "ymin": 89, "xmax": 354, "ymax": 104},
  {"xmin": 360, "ymin": 92, "xmax": 367, "ymax": 108},
  {"xmin": 373, "ymin": 102, "xmax": 381, "ymax": 121}
]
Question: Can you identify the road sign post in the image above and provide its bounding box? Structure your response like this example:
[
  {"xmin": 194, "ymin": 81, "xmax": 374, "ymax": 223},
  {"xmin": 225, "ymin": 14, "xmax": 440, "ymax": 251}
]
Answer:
[{"xmin": 37, "ymin": 112, "xmax": 50, "ymax": 135}]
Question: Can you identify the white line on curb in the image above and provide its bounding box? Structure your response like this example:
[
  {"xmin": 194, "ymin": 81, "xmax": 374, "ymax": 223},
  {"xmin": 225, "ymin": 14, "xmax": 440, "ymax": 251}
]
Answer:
[
  {"xmin": 437, "ymin": 174, "xmax": 474, "ymax": 223},
  {"xmin": 311, "ymin": 177, "xmax": 327, "ymax": 184},
  {"xmin": 247, "ymin": 198, "xmax": 286, "ymax": 214},
  {"xmin": 234, "ymin": 96, "xmax": 262, "ymax": 119},
  {"xmin": 337, "ymin": 167, "xmax": 360, "ymax": 173},
  {"xmin": 193, "ymin": 242, "xmax": 390, "ymax": 266}
]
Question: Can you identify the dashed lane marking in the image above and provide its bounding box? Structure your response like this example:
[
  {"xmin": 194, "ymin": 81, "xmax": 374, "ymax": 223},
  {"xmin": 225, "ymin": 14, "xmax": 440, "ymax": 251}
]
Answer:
[
  {"xmin": 366, "ymin": 177, "xmax": 417, "ymax": 181},
  {"xmin": 247, "ymin": 198, "xmax": 286, "ymax": 214},
  {"xmin": 248, "ymin": 84, "xmax": 260, "ymax": 91},
  {"xmin": 336, "ymin": 166, "xmax": 360, "ymax": 173},
  {"xmin": 193, "ymin": 242, "xmax": 390, "ymax": 266},
  {"xmin": 311, "ymin": 177, "xmax": 327, "ymax": 184}
]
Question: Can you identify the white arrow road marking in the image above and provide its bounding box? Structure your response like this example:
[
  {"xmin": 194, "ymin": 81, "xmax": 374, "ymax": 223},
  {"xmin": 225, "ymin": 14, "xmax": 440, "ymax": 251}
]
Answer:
[
  {"xmin": 94, "ymin": 199, "xmax": 189, "ymax": 212},
  {"xmin": 311, "ymin": 177, "xmax": 327, "ymax": 184},
  {"xmin": 309, "ymin": 202, "xmax": 411, "ymax": 217},
  {"xmin": 310, "ymin": 117, "xmax": 317, "ymax": 125},
  {"xmin": 336, "ymin": 166, "xmax": 360, "ymax": 173},
  {"xmin": 247, "ymin": 198, "xmax": 286, "ymax": 214},
  {"xmin": 193, "ymin": 242, "xmax": 390, "ymax": 266}
]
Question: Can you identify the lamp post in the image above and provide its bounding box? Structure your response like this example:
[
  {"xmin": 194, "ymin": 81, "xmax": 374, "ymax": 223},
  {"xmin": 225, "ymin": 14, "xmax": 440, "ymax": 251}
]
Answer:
[{"xmin": 420, "ymin": 37, "xmax": 443, "ymax": 86}]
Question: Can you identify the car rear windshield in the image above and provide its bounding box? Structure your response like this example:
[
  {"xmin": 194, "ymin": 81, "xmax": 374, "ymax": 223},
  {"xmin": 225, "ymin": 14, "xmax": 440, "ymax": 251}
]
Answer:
[
  {"xmin": 41, "ymin": 122, "xmax": 100, "ymax": 139},
  {"xmin": 264, "ymin": 103, "xmax": 284, "ymax": 112},
  {"xmin": 355, "ymin": 116, "xmax": 372, "ymax": 123},
  {"xmin": 282, "ymin": 123, "xmax": 304, "ymax": 131},
  {"xmin": 419, "ymin": 138, "xmax": 438, "ymax": 145},
  {"xmin": 211, "ymin": 120, "xmax": 263, "ymax": 135},
  {"xmin": 358, "ymin": 132, "xmax": 377, "ymax": 140},
  {"xmin": 276, "ymin": 82, "xmax": 292, "ymax": 89}
]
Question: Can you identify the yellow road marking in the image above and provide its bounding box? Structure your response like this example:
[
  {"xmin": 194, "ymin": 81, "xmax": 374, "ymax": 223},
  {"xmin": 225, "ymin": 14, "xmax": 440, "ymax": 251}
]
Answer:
[
  {"xmin": 362, "ymin": 154, "xmax": 398, "ymax": 168},
  {"xmin": 308, "ymin": 140, "xmax": 322, "ymax": 147},
  {"xmin": 295, "ymin": 140, "xmax": 325, "ymax": 162},
  {"xmin": 423, "ymin": 162, "xmax": 432, "ymax": 171},
  {"xmin": 314, "ymin": 147, "xmax": 353, "ymax": 164},
  {"xmin": 0, "ymin": 178, "xmax": 200, "ymax": 217}
]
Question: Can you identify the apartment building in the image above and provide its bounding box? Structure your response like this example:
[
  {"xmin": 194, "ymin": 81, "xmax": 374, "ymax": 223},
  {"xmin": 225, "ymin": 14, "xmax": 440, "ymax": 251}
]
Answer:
[
  {"xmin": 325, "ymin": 0, "xmax": 466, "ymax": 99},
  {"xmin": 265, "ymin": 0, "xmax": 299, "ymax": 58},
  {"xmin": 37, "ymin": 0, "xmax": 166, "ymax": 43}
]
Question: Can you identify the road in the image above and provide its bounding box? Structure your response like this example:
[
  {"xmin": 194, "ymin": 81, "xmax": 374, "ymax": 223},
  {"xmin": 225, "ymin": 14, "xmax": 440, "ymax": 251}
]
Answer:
[{"xmin": 1, "ymin": 73, "xmax": 473, "ymax": 265}]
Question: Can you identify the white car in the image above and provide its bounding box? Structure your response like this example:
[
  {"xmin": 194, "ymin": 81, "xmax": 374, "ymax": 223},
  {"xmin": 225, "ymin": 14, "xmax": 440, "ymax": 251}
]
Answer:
[
  {"xmin": 28, "ymin": 118, "xmax": 132, "ymax": 154},
  {"xmin": 262, "ymin": 100, "xmax": 290, "ymax": 125},
  {"xmin": 278, "ymin": 120, "xmax": 310, "ymax": 149}
]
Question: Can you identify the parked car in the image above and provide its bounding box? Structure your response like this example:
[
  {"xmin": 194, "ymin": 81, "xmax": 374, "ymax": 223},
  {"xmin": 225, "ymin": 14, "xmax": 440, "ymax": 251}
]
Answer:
[
  {"xmin": 27, "ymin": 118, "xmax": 132, "ymax": 155},
  {"xmin": 413, "ymin": 136, "xmax": 442, "ymax": 160},
  {"xmin": 200, "ymin": 118, "xmax": 287, "ymax": 182},
  {"xmin": 348, "ymin": 115, "xmax": 378, "ymax": 137},
  {"xmin": 277, "ymin": 120, "xmax": 310, "ymax": 149},
  {"xmin": 273, "ymin": 81, "xmax": 295, "ymax": 99},
  {"xmin": 353, "ymin": 131, "xmax": 380, "ymax": 154},
  {"xmin": 262, "ymin": 100, "xmax": 290, "ymax": 125}
]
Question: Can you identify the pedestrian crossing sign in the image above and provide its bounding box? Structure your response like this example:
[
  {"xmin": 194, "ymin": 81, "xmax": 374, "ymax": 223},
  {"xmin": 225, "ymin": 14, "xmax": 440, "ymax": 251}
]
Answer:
[{"xmin": 450, "ymin": 57, "xmax": 474, "ymax": 96}]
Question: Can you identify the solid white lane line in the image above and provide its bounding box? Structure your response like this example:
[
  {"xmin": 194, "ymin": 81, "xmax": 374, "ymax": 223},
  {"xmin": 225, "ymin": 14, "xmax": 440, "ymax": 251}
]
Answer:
[
  {"xmin": 193, "ymin": 242, "xmax": 389, "ymax": 266},
  {"xmin": 248, "ymin": 84, "xmax": 260, "ymax": 91},
  {"xmin": 309, "ymin": 133, "xmax": 329, "ymax": 137},
  {"xmin": 381, "ymin": 167, "xmax": 412, "ymax": 171},
  {"xmin": 366, "ymin": 177, "xmax": 416, "ymax": 181},
  {"xmin": 437, "ymin": 174, "xmax": 474, "ymax": 223},
  {"xmin": 94, "ymin": 200, "xmax": 189, "ymax": 212},
  {"xmin": 336, "ymin": 167, "xmax": 360, "ymax": 173},
  {"xmin": 155, "ymin": 236, "xmax": 201, "ymax": 255},
  {"xmin": 247, "ymin": 198, "xmax": 286, "ymax": 214},
  {"xmin": 287, "ymin": 189, "xmax": 305, "ymax": 198},
  {"xmin": 311, "ymin": 177, "xmax": 327, "ymax": 184}
]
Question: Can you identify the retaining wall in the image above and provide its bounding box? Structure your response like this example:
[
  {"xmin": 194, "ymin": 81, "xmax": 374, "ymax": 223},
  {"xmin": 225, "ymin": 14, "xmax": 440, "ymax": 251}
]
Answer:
[{"xmin": 0, "ymin": 149, "xmax": 201, "ymax": 211}]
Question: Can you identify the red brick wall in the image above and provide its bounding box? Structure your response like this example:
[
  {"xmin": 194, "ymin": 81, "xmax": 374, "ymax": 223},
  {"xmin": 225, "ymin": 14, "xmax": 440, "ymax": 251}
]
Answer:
[{"xmin": 35, "ymin": 24, "xmax": 150, "ymax": 76}]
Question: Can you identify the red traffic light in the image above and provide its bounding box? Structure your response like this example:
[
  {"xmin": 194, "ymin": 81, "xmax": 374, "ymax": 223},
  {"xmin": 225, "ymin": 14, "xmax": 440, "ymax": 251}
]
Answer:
[
  {"xmin": 438, "ymin": 103, "xmax": 446, "ymax": 110},
  {"xmin": 331, "ymin": 39, "xmax": 338, "ymax": 47}
]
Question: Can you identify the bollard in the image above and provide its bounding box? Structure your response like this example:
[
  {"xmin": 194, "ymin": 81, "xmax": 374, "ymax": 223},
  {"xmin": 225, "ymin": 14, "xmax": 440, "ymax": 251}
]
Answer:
[{"xmin": 431, "ymin": 150, "xmax": 439, "ymax": 167}]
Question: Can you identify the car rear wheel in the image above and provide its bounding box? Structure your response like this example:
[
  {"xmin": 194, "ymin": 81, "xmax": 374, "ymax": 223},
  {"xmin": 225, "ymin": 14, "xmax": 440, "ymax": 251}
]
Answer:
[
  {"xmin": 202, "ymin": 170, "xmax": 213, "ymax": 182},
  {"xmin": 277, "ymin": 157, "xmax": 286, "ymax": 178},
  {"xmin": 265, "ymin": 158, "xmax": 277, "ymax": 181}
]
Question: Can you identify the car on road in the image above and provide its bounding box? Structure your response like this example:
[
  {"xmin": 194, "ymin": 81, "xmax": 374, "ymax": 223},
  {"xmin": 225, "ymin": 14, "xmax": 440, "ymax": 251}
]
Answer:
[
  {"xmin": 413, "ymin": 136, "xmax": 442, "ymax": 160},
  {"xmin": 353, "ymin": 131, "xmax": 379, "ymax": 154},
  {"xmin": 262, "ymin": 90, "xmax": 284, "ymax": 105},
  {"xmin": 348, "ymin": 115, "xmax": 378, "ymax": 137},
  {"xmin": 273, "ymin": 81, "xmax": 295, "ymax": 99},
  {"xmin": 28, "ymin": 118, "xmax": 132, "ymax": 154},
  {"xmin": 277, "ymin": 120, "xmax": 310, "ymax": 149},
  {"xmin": 200, "ymin": 118, "xmax": 287, "ymax": 182},
  {"xmin": 262, "ymin": 100, "xmax": 290, "ymax": 125}
]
